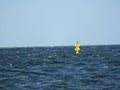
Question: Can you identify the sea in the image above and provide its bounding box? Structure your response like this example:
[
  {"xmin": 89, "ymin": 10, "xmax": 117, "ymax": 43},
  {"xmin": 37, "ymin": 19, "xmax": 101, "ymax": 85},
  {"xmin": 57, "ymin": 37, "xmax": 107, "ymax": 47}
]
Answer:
[{"xmin": 0, "ymin": 45, "xmax": 120, "ymax": 90}]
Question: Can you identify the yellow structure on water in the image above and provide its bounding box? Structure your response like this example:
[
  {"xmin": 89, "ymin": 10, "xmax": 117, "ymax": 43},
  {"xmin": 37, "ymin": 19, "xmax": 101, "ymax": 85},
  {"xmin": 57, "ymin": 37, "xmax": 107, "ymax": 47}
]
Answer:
[{"xmin": 75, "ymin": 41, "xmax": 80, "ymax": 54}]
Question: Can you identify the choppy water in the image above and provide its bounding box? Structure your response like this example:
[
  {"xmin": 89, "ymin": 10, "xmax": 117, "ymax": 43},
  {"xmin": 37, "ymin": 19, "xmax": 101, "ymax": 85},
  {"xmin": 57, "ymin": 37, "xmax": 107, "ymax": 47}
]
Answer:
[{"xmin": 0, "ymin": 45, "xmax": 120, "ymax": 90}]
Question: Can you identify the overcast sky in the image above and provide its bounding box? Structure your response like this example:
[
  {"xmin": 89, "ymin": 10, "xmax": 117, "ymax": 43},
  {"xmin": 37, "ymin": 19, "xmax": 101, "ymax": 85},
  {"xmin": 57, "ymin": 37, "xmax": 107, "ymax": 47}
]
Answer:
[{"xmin": 0, "ymin": 0, "xmax": 120, "ymax": 47}]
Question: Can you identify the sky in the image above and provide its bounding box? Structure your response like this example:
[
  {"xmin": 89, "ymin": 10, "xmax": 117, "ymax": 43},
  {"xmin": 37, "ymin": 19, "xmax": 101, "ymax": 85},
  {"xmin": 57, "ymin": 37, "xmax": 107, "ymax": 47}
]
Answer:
[{"xmin": 0, "ymin": 0, "xmax": 120, "ymax": 47}]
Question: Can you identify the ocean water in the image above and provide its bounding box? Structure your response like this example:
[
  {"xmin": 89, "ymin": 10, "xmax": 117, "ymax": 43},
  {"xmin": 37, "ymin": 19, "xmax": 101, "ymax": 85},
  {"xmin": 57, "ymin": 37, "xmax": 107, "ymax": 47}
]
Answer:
[{"xmin": 0, "ymin": 45, "xmax": 120, "ymax": 90}]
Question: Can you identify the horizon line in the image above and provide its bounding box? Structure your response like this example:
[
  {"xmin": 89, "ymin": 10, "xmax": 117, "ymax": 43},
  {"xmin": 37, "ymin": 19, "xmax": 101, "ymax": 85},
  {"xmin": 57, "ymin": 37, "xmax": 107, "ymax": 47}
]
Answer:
[{"xmin": 0, "ymin": 44, "xmax": 120, "ymax": 49}]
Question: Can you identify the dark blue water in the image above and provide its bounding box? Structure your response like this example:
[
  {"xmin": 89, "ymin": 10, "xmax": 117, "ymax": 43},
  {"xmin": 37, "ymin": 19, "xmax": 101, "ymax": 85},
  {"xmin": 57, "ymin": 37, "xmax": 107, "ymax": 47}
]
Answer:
[{"xmin": 0, "ymin": 45, "xmax": 120, "ymax": 90}]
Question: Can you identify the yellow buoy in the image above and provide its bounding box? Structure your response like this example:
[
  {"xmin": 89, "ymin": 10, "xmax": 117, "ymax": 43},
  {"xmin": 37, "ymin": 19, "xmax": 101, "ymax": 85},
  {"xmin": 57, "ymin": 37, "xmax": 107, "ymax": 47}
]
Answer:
[{"xmin": 75, "ymin": 41, "xmax": 80, "ymax": 54}]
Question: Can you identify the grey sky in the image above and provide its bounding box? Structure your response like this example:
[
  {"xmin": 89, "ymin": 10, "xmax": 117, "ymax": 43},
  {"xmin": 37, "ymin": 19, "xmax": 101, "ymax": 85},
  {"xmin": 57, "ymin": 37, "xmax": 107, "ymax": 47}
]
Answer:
[{"xmin": 0, "ymin": 0, "xmax": 120, "ymax": 47}]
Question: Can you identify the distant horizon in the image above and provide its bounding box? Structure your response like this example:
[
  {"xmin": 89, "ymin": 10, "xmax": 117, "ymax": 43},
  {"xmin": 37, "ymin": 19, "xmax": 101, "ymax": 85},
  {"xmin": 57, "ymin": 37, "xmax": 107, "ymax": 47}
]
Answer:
[{"xmin": 0, "ymin": 43, "xmax": 120, "ymax": 48}]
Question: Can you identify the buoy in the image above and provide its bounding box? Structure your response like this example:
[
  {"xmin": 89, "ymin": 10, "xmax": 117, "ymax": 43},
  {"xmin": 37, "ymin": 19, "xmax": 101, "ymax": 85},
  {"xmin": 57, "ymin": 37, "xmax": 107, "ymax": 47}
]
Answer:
[{"xmin": 75, "ymin": 41, "xmax": 80, "ymax": 54}]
